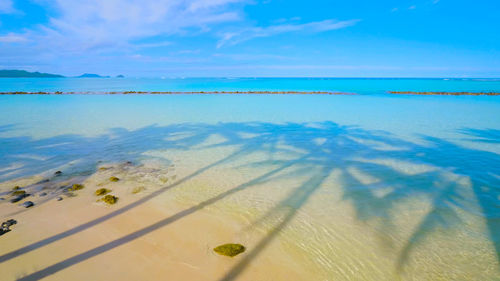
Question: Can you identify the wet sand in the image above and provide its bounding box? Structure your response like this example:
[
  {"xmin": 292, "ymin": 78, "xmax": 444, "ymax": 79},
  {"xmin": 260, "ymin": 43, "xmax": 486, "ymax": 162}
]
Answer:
[{"xmin": 0, "ymin": 134, "xmax": 498, "ymax": 281}]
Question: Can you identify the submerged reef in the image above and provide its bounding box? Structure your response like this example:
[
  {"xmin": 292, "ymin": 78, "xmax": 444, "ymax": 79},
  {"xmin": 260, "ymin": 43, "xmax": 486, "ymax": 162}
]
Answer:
[
  {"xmin": 389, "ymin": 91, "xmax": 500, "ymax": 96},
  {"xmin": 213, "ymin": 243, "xmax": 246, "ymax": 257},
  {"xmin": 0, "ymin": 91, "xmax": 353, "ymax": 95}
]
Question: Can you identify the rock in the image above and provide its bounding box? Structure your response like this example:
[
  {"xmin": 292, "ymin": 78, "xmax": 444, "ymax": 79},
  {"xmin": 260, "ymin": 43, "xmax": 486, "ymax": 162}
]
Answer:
[
  {"xmin": 69, "ymin": 184, "xmax": 84, "ymax": 191},
  {"xmin": 37, "ymin": 179, "xmax": 50, "ymax": 184},
  {"xmin": 1, "ymin": 219, "xmax": 17, "ymax": 234},
  {"xmin": 21, "ymin": 201, "xmax": 34, "ymax": 208},
  {"xmin": 10, "ymin": 193, "xmax": 29, "ymax": 203},
  {"xmin": 132, "ymin": 186, "xmax": 145, "ymax": 194},
  {"xmin": 57, "ymin": 197, "xmax": 63, "ymax": 201},
  {"xmin": 109, "ymin": 176, "xmax": 120, "ymax": 182},
  {"xmin": 11, "ymin": 190, "xmax": 26, "ymax": 196},
  {"xmin": 54, "ymin": 171, "xmax": 62, "ymax": 176},
  {"xmin": 12, "ymin": 186, "xmax": 21, "ymax": 190},
  {"xmin": 95, "ymin": 188, "xmax": 111, "ymax": 196},
  {"xmin": 0, "ymin": 197, "xmax": 5, "ymax": 201},
  {"xmin": 102, "ymin": 195, "xmax": 118, "ymax": 205},
  {"xmin": 39, "ymin": 192, "xmax": 47, "ymax": 197},
  {"xmin": 213, "ymin": 243, "xmax": 246, "ymax": 257}
]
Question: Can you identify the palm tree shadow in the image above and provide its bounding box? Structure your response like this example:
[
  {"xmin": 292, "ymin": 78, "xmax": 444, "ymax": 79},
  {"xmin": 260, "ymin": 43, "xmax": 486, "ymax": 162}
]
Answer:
[
  {"xmin": 15, "ymin": 151, "xmax": 307, "ymax": 280},
  {"xmin": 0, "ymin": 121, "xmax": 498, "ymax": 279}
]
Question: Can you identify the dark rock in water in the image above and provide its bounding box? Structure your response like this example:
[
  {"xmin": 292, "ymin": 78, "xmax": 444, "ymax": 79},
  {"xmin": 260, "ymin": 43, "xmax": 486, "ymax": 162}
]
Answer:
[
  {"xmin": 11, "ymin": 190, "xmax": 26, "ymax": 196},
  {"xmin": 10, "ymin": 193, "xmax": 29, "ymax": 203},
  {"xmin": 57, "ymin": 197, "xmax": 63, "ymax": 201},
  {"xmin": 95, "ymin": 188, "xmax": 111, "ymax": 196},
  {"xmin": 37, "ymin": 179, "xmax": 50, "ymax": 184},
  {"xmin": 69, "ymin": 184, "xmax": 84, "ymax": 191},
  {"xmin": 213, "ymin": 243, "xmax": 246, "ymax": 257},
  {"xmin": 0, "ymin": 197, "xmax": 4, "ymax": 201},
  {"xmin": 102, "ymin": 195, "xmax": 118, "ymax": 205},
  {"xmin": 54, "ymin": 171, "xmax": 62, "ymax": 176},
  {"xmin": 39, "ymin": 192, "xmax": 47, "ymax": 197},
  {"xmin": 21, "ymin": 201, "xmax": 34, "ymax": 208},
  {"xmin": 109, "ymin": 176, "xmax": 120, "ymax": 182},
  {"xmin": 1, "ymin": 219, "xmax": 17, "ymax": 235}
]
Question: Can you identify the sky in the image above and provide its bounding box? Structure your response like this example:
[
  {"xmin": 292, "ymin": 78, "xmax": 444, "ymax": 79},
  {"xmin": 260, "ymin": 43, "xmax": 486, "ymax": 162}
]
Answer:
[{"xmin": 0, "ymin": 0, "xmax": 499, "ymax": 77}]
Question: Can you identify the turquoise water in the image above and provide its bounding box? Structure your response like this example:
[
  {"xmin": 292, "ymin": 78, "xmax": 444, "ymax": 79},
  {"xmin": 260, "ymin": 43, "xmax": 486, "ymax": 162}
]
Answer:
[
  {"xmin": 1, "ymin": 77, "xmax": 500, "ymax": 94},
  {"xmin": 0, "ymin": 79, "xmax": 499, "ymax": 280}
]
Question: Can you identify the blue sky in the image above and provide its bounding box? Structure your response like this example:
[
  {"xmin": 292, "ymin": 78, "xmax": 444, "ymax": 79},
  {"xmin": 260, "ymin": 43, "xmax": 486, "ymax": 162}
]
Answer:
[{"xmin": 0, "ymin": 0, "xmax": 499, "ymax": 77}]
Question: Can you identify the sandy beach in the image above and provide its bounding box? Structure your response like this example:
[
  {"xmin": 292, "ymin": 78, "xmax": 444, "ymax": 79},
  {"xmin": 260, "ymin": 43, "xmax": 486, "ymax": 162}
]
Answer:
[{"xmin": 1, "ymin": 133, "xmax": 498, "ymax": 281}]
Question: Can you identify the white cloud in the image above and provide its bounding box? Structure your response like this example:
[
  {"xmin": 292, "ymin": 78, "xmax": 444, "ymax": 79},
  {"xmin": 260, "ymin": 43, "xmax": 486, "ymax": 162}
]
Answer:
[
  {"xmin": 6, "ymin": 0, "xmax": 243, "ymax": 53},
  {"xmin": 0, "ymin": 33, "xmax": 27, "ymax": 42},
  {"xmin": 217, "ymin": 19, "xmax": 360, "ymax": 48},
  {"xmin": 0, "ymin": 0, "xmax": 15, "ymax": 13}
]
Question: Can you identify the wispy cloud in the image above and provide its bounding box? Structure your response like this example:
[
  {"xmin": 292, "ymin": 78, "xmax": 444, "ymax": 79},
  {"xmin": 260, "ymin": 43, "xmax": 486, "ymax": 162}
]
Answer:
[
  {"xmin": 0, "ymin": 33, "xmax": 27, "ymax": 43},
  {"xmin": 2, "ymin": 0, "xmax": 243, "ymax": 53},
  {"xmin": 217, "ymin": 19, "xmax": 359, "ymax": 48},
  {"xmin": 0, "ymin": 0, "xmax": 15, "ymax": 14}
]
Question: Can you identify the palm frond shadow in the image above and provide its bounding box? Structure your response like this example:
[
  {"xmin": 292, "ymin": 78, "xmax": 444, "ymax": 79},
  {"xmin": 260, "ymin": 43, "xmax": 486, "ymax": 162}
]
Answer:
[{"xmin": 0, "ymin": 121, "xmax": 497, "ymax": 280}]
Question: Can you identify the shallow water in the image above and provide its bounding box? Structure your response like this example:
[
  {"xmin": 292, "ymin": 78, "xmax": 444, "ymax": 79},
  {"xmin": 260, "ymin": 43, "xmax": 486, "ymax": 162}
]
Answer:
[
  {"xmin": 1, "ymin": 77, "xmax": 500, "ymax": 94},
  {"xmin": 0, "ymin": 88, "xmax": 499, "ymax": 280}
]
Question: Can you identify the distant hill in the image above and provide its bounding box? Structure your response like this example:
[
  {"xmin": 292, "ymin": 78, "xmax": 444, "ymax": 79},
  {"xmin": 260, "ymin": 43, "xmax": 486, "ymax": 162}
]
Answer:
[
  {"xmin": 0, "ymin": 69, "xmax": 64, "ymax": 78},
  {"xmin": 77, "ymin": 73, "xmax": 110, "ymax": 78}
]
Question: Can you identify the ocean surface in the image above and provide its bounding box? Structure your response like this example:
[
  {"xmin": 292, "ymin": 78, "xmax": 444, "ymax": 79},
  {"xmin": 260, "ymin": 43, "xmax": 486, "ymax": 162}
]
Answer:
[
  {"xmin": 0, "ymin": 78, "xmax": 499, "ymax": 280},
  {"xmin": 1, "ymin": 77, "xmax": 500, "ymax": 93}
]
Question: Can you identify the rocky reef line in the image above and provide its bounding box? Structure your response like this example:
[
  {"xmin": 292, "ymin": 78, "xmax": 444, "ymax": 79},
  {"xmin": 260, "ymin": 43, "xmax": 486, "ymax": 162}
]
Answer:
[
  {"xmin": 0, "ymin": 91, "xmax": 354, "ymax": 95},
  {"xmin": 389, "ymin": 91, "xmax": 500, "ymax": 96}
]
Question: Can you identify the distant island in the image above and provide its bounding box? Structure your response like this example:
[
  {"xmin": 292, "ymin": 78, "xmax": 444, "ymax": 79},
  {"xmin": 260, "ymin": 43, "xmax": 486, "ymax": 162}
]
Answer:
[
  {"xmin": 0, "ymin": 69, "xmax": 64, "ymax": 78},
  {"xmin": 0, "ymin": 69, "xmax": 121, "ymax": 78},
  {"xmin": 77, "ymin": 73, "xmax": 110, "ymax": 78}
]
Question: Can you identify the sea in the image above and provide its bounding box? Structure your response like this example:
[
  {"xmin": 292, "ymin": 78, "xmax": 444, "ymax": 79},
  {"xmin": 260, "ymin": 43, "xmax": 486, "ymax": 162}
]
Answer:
[{"xmin": 0, "ymin": 78, "xmax": 499, "ymax": 280}]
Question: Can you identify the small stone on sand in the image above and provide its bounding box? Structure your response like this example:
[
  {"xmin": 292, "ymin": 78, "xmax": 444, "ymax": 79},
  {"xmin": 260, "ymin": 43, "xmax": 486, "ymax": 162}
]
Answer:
[{"xmin": 21, "ymin": 201, "xmax": 34, "ymax": 208}]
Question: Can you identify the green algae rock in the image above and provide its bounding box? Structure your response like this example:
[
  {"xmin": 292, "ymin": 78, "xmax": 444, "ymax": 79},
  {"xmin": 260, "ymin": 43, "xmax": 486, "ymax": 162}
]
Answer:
[
  {"xmin": 109, "ymin": 176, "xmax": 120, "ymax": 182},
  {"xmin": 132, "ymin": 186, "xmax": 145, "ymax": 194},
  {"xmin": 95, "ymin": 188, "xmax": 111, "ymax": 196},
  {"xmin": 11, "ymin": 190, "xmax": 26, "ymax": 196},
  {"xmin": 102, "ymin": 195, "xmax": 118, "ymax": 205},
  {"xmin": 69, "ymin": 184, "xmax": 84, "ymax": 191},
  {"xmin": 213, "ymin": 243, "xmax": 246, "ymax": 257},
  {"xmin": 12, "ymin": 186, "xmax": 20, "ymax": 191}
]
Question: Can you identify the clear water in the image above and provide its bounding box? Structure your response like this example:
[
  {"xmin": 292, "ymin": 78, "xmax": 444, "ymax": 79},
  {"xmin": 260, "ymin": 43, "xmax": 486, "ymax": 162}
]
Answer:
[
  {"xmin": 1, "ymin": 77, "xmax": 500, "ymax": 94},
  {"xmin": 0, "ymin": 78, "xmax": 499, "ymax": 280}
]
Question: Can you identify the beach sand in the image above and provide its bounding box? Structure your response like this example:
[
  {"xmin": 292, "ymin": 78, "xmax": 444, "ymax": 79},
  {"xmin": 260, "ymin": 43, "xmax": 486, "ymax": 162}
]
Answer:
[{"xmin": 0, "ymin": 142, "xmax": 498, "ymax": 281}]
